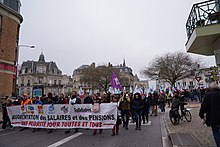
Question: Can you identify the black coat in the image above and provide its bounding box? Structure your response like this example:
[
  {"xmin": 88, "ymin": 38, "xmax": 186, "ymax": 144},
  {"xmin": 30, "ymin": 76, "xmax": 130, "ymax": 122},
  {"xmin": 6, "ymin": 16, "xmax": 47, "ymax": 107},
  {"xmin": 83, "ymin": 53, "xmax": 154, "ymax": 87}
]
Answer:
[
  {"xmin": 143, "ymin": 97, "xmax": 150, "ymax": 113},
  {"xmin": 132, "ymin": 98, "xmax": 144, "ymax": 112},
  {"xmin": 83, "ymin": 97, "xmax": 94, "ymax": 104},
  {"xmin": 199, "ymin": 88, "xmax": 220, "ymax": 126}
]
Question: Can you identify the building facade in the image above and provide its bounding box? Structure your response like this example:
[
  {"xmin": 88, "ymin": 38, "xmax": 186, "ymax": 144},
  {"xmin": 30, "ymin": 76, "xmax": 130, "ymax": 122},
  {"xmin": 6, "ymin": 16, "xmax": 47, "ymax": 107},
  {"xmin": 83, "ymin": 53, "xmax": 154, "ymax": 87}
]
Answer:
[
  {"xmin": 156, "ymin": 66, "xmax": 218, "ymax": 90},
  {"xmin": 0, "ymin": 0, "xmax": 22, "ymax": 98},
  {"xmin": 72, "ymin": 60, "xmax": 145, "ymax": 94},
  {"xmin": 18, "ymin": 53, "xmax": 73, "ymax": 97}
]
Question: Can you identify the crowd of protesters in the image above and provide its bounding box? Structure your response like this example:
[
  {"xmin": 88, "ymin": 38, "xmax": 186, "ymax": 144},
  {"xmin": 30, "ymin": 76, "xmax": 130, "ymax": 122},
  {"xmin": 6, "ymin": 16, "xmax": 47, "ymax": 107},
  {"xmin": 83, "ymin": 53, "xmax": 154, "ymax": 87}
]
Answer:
[{"xmin": 1, "ymin": 87, "xmax": 208, "ymax": 136}]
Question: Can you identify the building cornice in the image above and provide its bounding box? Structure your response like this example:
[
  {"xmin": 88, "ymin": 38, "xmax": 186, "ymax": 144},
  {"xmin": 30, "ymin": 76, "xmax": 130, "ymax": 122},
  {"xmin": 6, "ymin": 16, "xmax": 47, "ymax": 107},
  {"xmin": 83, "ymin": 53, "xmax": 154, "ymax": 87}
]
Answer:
[{"xmin": 0, "ymin": 3, "xmax": 23, "ymax": 23}]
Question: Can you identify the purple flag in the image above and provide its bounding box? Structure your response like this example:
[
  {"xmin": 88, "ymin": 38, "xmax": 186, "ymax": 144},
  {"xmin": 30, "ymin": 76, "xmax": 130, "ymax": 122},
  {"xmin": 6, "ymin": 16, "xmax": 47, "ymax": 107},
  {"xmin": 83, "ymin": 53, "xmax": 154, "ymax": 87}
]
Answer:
[{"xmin": 111, "ymin": 72, "xmax": 123, "ymax": 90}]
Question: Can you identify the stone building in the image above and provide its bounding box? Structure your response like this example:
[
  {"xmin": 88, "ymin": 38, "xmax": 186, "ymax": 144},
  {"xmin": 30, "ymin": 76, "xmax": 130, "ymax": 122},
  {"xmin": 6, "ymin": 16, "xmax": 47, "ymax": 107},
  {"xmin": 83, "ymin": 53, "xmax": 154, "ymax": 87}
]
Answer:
[
  {"xmin": 0, "ymin": 0, "xmax": 22, "ymax": 98},
  {"xmin": 72, "ymin": 60, "xmax": 143, "ymax": 93},
  {"xmin": 18, "ymin": 53, "xmax": 73, "ymax": 97}
]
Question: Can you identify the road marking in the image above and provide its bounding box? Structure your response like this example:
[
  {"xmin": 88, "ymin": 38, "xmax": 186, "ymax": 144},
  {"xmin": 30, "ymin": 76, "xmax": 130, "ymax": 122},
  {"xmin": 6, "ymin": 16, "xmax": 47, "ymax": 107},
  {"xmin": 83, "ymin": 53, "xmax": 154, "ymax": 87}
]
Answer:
[
  {"xmin": 47, "ymin": 133, "xmax": 83, "ymax": 147},
  {"xmin": 0, "ymin": 130, "xmax": 19, "ymax": 137}
]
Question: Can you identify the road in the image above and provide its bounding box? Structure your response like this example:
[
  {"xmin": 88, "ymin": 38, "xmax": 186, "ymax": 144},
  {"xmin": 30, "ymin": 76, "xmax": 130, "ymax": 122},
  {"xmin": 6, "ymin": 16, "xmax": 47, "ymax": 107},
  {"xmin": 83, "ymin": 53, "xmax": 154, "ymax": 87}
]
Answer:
[{"xmin": 0, "ymin": 114, "xmax": 170, "ymax": 147}]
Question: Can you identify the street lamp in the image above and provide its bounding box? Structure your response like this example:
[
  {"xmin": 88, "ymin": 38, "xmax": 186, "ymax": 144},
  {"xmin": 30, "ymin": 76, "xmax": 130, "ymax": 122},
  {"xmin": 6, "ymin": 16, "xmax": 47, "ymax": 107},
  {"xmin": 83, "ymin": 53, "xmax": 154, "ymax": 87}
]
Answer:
[{"xmin": 15, "ymin": 44, "xmax": 35, "ymax": 97}]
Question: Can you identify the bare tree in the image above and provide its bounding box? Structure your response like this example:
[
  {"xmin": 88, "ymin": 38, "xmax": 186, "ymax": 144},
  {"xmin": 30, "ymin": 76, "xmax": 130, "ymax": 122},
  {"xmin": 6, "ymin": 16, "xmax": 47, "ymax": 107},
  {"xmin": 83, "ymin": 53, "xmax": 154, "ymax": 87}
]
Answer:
[
  {"xmin": 141, "ymin": 51, "xmax": 199, "ymax": 87},
  {"xmin": 80, "ymin": 64, "xmax": 122, "ymax": 93}
]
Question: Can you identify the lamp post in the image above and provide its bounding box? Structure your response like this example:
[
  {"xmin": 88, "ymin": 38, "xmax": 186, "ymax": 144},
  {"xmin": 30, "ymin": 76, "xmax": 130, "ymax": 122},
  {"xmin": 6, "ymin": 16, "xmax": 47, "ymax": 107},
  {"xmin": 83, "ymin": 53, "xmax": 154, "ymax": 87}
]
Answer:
[{"xmin": 15, "ymin": 45, "xmax": 35, "ymax": 97}]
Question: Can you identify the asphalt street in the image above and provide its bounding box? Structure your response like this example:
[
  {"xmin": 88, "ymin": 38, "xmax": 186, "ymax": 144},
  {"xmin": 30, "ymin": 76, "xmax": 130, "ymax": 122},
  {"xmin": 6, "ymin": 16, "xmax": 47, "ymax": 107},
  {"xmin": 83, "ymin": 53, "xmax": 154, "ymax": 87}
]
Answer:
[{"xmin": 0, "ymin": 114, "xmax": 170, "ymax": 147}]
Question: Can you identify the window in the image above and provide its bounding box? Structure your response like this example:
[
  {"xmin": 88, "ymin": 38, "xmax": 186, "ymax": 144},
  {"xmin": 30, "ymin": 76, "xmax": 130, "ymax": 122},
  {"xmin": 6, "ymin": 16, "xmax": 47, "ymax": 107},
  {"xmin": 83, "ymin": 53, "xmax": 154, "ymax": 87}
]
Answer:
[
  {"xmin": 183, "ymin": 82, "xmax": 186, "ymax": 86},
  {"xmin": 27, "ymin": 88, "xmax": 31, "ymax": 95},
  {"xmin": 38, "ymin": 66, "xmax": 44, "ymax": 73},
  {"xmin": 189, "ymin": 81, "xmax": 194, "ymax": 86},
  {"xmin": 25, "ymin": 68, "xmax": 28, "ymax": 73},
  {"xmin": 54, "ymin": 80, "xmax": 57, "ymax": 85},
  {"xmin": 21, "ymin": 79, "xmax": 24, "ymax": 86},
  {"xmin": 27, "ymin": 79, "xmax": 30, "ymax": 86},
  {"xmin": 39, "ymin": 78, "xmax": 43, "ymax": 84},
  {"xmin": 20, "ymin": 88, "xmax": 24, "ymax": 95}
]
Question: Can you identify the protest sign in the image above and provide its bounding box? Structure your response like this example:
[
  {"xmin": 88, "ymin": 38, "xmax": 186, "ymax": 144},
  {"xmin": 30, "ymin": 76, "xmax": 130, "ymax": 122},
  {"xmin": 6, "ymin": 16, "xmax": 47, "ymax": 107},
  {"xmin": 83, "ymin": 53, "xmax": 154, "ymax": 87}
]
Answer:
[{"xmin": 7, "ymin": 103, "xmax": 117, "ymax": 129}]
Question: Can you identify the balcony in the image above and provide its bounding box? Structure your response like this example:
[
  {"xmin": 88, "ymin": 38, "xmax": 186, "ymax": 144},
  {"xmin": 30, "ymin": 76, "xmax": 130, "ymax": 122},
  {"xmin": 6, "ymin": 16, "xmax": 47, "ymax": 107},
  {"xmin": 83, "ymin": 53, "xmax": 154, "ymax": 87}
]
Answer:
[{"xmin": 185, "ymin": 0, "xmax": 220, "ymax": 56}]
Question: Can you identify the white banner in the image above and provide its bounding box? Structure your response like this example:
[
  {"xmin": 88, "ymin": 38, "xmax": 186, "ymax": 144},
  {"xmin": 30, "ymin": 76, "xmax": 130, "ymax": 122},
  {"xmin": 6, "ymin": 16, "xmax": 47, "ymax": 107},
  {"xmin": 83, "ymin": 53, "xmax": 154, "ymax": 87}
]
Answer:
[{"xmin": 7, "ymin": 103, "xmax": 117, "ymax": 129}]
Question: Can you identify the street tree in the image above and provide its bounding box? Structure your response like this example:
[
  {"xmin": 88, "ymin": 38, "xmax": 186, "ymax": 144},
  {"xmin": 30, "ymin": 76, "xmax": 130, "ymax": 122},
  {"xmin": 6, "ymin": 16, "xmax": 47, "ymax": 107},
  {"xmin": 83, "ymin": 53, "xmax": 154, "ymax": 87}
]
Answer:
[
  {"xmin": 141, "ymin": 51, "xmax": 199, "ymax": 87},
  {"xmin": 80, "ymin": 64, "xmax": 123, "ymax": 93}
]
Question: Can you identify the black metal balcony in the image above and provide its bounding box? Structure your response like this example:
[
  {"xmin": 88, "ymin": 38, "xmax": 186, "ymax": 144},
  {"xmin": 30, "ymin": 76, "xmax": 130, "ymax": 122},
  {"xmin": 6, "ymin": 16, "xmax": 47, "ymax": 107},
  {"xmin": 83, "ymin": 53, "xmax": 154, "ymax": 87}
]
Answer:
[{"xmin": 186, "ymin": 0, "xmax": 220, "ymax": 39}]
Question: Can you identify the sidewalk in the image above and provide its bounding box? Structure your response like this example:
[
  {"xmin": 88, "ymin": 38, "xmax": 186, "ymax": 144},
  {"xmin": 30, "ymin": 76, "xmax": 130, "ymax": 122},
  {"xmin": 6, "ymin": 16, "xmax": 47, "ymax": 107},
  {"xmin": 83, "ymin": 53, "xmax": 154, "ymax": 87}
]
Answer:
[{"xmin": 164, "ymin": 103, "xmax": 216, "ymax": 147}]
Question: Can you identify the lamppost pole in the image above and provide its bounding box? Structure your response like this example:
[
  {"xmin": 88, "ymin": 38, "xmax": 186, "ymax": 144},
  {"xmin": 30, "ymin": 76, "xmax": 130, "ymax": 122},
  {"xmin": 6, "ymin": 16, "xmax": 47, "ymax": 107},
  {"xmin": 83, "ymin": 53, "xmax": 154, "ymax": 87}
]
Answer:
[{"xmin": 15, "ymin": 45, "xmax": 35, "ymax": 97}]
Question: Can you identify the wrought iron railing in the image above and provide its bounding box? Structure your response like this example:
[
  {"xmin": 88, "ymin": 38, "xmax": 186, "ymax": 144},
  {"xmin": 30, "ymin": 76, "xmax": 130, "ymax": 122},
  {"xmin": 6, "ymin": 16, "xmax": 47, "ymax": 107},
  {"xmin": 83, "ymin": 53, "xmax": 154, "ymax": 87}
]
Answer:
[{"xmin": 186, "ymin": 0, "xmax": 220, "ymax": 39}]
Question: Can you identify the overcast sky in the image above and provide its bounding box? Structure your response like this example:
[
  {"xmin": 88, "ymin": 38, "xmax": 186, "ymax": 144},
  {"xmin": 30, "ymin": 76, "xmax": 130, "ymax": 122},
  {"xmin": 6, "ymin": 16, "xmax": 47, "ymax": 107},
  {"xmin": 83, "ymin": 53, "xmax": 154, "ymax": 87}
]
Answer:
[{"xmin": 19, "ymin": 0, "xmax": 215, "ymax": 79}]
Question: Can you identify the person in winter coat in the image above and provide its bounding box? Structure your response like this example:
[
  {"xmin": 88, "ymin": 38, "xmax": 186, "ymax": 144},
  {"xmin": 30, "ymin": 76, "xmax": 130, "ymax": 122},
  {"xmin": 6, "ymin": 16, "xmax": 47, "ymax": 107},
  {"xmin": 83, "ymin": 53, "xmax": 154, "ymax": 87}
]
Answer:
[
  {"xmin": 142, "ymin": 93, "xmax": 151, "ymax": 124},
  {"xmin": 19, "ymin": 94, "xmax": 33, "ymax": 131},
  {"xmin": 65, "ymin": 91, "xmax": 81, "ymax": 134},
  {"xmin": 119, "ymin": 93, "xmax": 130, "ymax": 130},
  {"xmin": 44, "ymin": 92, "xmax": 55, "ymax": 134},
  {"xmin": 132, "ymin": 93, "xmax": 144, "ymax": 130},
  {"xmin": 111, "ymin": 95, "xmax": 122, "ymax": 136},
  {"xmin": 56, "ymin": 93, "xmax": 66, "ymax": 104},
  {"xmin": 83, "ymin": 92, "xmax": 94, "ymax": 104},
  {"xmin": 150, "ymin": 91, "xmax": 159, "ymax": 116},
  {"xmin": 158, "ymin": 93, "xmax": 166, "ymax": 114},
  {"xmin": 92, "ymin": 93, "xmax": 103, "ymax": 135},
  {"xmin": 199, "ymin": 83, "xmax": 220, "ymax": 147},
  {"xmin": 1, "ymin": 97, "xmax": 14, "ymax": 131}
]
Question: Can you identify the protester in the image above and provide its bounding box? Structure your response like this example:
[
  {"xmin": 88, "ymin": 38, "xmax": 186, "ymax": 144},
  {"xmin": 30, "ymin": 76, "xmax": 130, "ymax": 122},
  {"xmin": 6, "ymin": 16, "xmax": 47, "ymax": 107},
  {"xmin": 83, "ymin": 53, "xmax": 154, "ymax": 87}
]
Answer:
[
  {"xmin": 199, "ymin": 82, "xmax": 220, "ymax": 147},
  {"xmin": 65, "ymin": 91, "xmax": 81, "ymax": 134},
  {"xmin": 119, "ymin": 93, "xmax": 130, "ymax": 130},
  {"xmin": 171, "ymin": 92, "xmax": 181, "ymax": 111},
  {"xmin": 158, "ymin": 92, "xmax": 166, "ymax": 114},
  {"xmin": 32, "ymin": 96, "xmax": 43, "ymax": 133},
  {"xmin": 129, "ymin": 93, "xmax": 135, "ymax": 123},
  {"xmin": 92, "ymin": 93, "xmax": 103, "ymax": 135},
  {"xmin": 111, "ymin": 95, "xmax": 122, "ymax": 136},
  {"xmin": 165, "ymin": 89, "xmax": 172, "ymax": 107},
  {"xmin": 132, "ymin": 93, "xmax": 144, "ymax": 130},
  {"xmin": 150, "ymin": 91, "xmax": 158, "ymax": 116},
  {"xmin": 20, "ymin": 94, "xmax": 33, "ymax": 131},
  {"xmin": 33, "ymin": 96, "xmax": 43, "ymax": 105},
  {"xmin": 142, "ymin": 93, "xmax": 151, "ymax": 124},
  {"xmin": 21, "ymin": 94, "xmax": 32, "ymax": 105},
  {"xmin": 183, "ymin": 89, "xmax": 190, "ymax": 102},
  {"xmin": 56, "ymin": 93, "xmax": 66, "ymax": 104},
  {"xmin": 83, "ymin": 92, "xmax": 94, "ymax": 104},
  {"xmin": 1, "ymin": 97, "xmax": 14, "ymax": 131},
  {"xmin": 44, "ymin": 92, "xmax": 55, "ymax": 134},
  {"xmin": 41, "ymin": 94, "xmax": 47, "ymax": 104}
]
